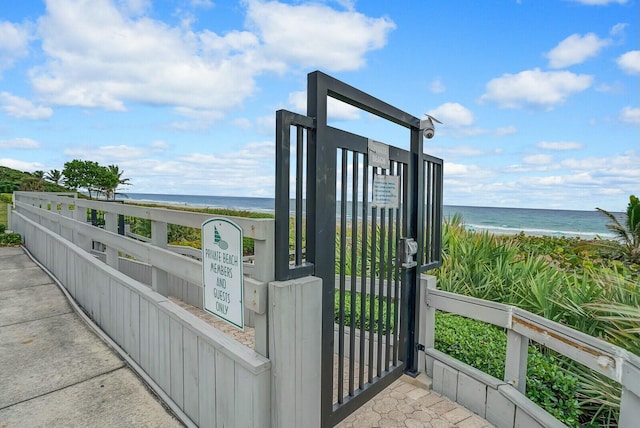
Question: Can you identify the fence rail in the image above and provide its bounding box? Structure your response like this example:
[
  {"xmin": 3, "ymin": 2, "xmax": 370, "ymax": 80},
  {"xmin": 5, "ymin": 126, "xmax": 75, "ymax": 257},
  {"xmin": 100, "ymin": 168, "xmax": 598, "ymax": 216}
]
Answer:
[
  {"xmin": 12, "ymin": 191, "xmax": 273, "ymax": 356},
  {"xmin": 420, "ymin": 276, "xmax": 640, "ymax": 427},
  {"xmin": 11, "ymin": 200, "xmax": 272, "ymax": 427}
]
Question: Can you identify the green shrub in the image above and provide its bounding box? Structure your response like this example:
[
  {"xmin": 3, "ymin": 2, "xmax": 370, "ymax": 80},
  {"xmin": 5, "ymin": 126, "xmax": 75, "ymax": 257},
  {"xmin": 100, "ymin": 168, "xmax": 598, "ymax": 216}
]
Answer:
[
  {"xmin": 0, "ymin": 232, "xmax": 22, "ymax": 246},
  {"xmin": 435, "ymin": 313, "xmax": 581, "ymax": 426},
  {"xmin": 0, "ymin": 223, "xmax": 6, "ymax": 234}
]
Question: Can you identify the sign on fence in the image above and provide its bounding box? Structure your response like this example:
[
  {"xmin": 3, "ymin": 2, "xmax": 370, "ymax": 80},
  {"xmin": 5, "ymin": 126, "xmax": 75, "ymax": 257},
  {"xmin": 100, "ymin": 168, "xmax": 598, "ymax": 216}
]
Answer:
[
  {"xmin": 202, "ymin": 218, "xmax": 244, "ymax": 330},
  {"xmin": 371, "ymin": 174, "xmax": 400, "ymax": 209}
]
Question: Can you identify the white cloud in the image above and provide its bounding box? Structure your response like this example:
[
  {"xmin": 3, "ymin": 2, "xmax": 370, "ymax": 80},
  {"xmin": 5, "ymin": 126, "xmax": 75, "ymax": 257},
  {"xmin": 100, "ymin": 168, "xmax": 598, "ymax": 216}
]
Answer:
[
  {"xmin": 523, "ymin": 154, "xmax": 553, "ymax": 165},
  {"xmin": 561, "ymin": 152, "xmax": 639, "ymax": 181},
  {"xmin": 617, "ymin": 50, "xmax": 640, "ymax": 75},
  {"xmin": 245, "ymin": 0, "xmax": 395, "ymax": 72},
  {"xmin": 479, "ymin": 68, "xmax": 593, "ymax": 110},
  {"xmin": 537, "ymin": 141, "xmax": 584, "ymax": 150},
  {"xmin": 64, "ymin": 144, "xmax": 151, "ymax": 161},
  {"xmin": 124, "ymin": 141, "xmax": 276, "ymax": 195},
  {"xmin": 0, "ymin": 158, "xmax": 46, "ymax": 171},
  {"xmin": 29, "ymin": 0, "xmax": 393, "ymax": 122},
  {"xmin": 619, "ymin": 106, "xmax": 640, "ymax": 125},
  {"xmin": 427, "ymin": 103, "xmax": 474, "ymax": 127},
  {"xmin": 495, "ymin": 126, "xmax": 517, "ymax": 136},
  {"xmin": 0, "ymin": 92, "xmax": 53, "ymax": 119},
  {"xmin": 609, "ymin": 23, "xmax": 627, "ymax": 36},
  {"xmin": 170, "ymin": 107, "xmax": 225, "ymax": 130},
  {"xmin": 429, "ymin": 78, "xmax": 446, "ymax": 94},
  {"xmin": 444, "ymin": 162, "xmax": 493, "ymax": 179},
  {"xmin": 149, "ymin": 140, "xmax": 170, "ymax": 151},
  {"xmin": 0, "ymin": 21, "xmax": 31, "ymax": 75},
  {"xmin": 0, "ymin": 137, "xmax": 40, "ymax": 149},
  {"xmin": 546, "ymin": 33, "xmax": 610, "ymax": 68},
  {"xmin": 32, "ymin": 0, "xmax": 262, "ymax": 112},
  {"xmin": 116, "ymin": 0, "xmax": 151, "ymax": 16}
]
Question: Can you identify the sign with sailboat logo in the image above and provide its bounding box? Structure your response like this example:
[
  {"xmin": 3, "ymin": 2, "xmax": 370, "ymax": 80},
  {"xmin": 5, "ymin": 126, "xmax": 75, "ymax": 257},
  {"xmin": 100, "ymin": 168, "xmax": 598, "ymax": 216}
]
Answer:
[{"xmin": 202, "ymin": 218, "xmax": 244, "ymax": 330}]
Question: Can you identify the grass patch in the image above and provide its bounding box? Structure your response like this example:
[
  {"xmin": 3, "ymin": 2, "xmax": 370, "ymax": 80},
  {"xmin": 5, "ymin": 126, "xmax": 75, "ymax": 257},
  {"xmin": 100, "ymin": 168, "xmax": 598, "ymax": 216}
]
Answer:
[
  {"xmin": 0, "ymin": 193, "xmax": 10, "ymax": 228},
  {"xmin": 435, "ymin": 313, "xmax": 581, "ymax": 426}
]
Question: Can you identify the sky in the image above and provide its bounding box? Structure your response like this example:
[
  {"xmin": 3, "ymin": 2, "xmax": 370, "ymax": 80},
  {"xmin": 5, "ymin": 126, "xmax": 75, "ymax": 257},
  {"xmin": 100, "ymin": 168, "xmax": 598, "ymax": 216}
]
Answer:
[{"xmin": 0, "ymin": 0, "xmax": 638, "ymax": 211}]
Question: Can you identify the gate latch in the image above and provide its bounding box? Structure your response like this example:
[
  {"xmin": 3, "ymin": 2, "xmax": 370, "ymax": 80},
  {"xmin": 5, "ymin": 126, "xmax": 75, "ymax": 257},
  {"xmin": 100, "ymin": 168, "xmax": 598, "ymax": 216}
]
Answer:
[{"xmin": 399, "ymin": 237, "xmax": 418, "ymax": 268}]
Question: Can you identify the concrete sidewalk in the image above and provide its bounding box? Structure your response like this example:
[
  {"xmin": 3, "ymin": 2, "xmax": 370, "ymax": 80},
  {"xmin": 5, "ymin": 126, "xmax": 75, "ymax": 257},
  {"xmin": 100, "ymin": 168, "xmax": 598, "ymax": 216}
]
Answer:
[{"xmin": 0, "ymin": 246, "xmax": 183, "ymax": 428}]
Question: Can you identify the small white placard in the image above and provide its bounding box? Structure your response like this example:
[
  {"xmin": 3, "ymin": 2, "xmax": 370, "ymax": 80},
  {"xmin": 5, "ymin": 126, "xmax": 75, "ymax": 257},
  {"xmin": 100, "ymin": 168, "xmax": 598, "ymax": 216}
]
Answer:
[
  {"xmin": 368, "ymin": 139, "xmax": 390, "ymax": 170},
  {"xmin": 372, "ymin": 174, "xmax": 400, "ymax": 209},
  {"xmin": 202, "ymin": 218, "xmax": 244, "ymax": 330}
]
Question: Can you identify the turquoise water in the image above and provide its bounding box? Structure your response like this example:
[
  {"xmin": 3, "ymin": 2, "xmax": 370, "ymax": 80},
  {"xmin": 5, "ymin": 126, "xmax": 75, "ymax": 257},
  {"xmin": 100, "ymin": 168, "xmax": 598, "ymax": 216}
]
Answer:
[{"xmin": 120, "ymin": 193, "xmax": 619, "ymax": 239}]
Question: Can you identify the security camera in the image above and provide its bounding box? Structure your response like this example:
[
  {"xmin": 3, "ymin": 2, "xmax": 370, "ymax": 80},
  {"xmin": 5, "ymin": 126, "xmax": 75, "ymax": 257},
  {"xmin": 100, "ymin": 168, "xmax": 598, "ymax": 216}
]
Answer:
[{"xmin": 420, "ymin": 115, "xmax": 442, "ymax": 139}]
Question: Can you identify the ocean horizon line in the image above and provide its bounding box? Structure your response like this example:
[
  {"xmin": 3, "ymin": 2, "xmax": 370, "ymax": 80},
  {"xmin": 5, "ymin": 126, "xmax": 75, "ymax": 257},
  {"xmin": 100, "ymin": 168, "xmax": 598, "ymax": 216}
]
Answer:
[
  {"xmin": 120, "ymin": 192, "xmax": 620, "ymax": 215},
  {"xmin": 117, "ymin": 192, "xmax": 617, "ymax": 239}
]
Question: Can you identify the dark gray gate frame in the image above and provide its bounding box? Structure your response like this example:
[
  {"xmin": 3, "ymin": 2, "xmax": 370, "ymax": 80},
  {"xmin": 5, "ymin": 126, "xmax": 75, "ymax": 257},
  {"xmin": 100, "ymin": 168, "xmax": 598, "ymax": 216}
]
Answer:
[{"xmin": 274, "ymin": 71, "xmax": 443, "ymax": 427}]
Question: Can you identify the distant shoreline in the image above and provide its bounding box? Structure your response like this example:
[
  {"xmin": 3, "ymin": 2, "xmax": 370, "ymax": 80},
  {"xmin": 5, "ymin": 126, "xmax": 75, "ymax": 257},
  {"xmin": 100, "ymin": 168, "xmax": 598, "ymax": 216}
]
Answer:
[{"xmin": 120, "ymin": 193, "xmax": 615, "ymax": 240}]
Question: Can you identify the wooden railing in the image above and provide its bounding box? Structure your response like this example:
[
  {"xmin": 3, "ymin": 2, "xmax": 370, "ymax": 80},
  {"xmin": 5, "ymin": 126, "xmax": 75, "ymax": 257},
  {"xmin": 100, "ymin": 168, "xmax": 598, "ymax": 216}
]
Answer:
[
  {"xmin": 12, "ymin": 191, "xmax": 274, "ymax": 356},
  {"xmin": 419, "ymin": 275, "xmax": 640, "ymax": 427}
]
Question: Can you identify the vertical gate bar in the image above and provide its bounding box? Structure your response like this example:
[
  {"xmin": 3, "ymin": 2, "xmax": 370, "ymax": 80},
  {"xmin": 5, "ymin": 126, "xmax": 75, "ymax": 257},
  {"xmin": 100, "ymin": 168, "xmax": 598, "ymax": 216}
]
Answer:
[
  {"xmin": 424, "ymin": 160, "xmax": 432, "ymax": 266},
  {"xmin": 430, "ymin": 161, "xmax": 436, "ymax": 264},
  {"xmin": 393, "ymin": 162, "xmax": 403, "ymax": 365},
  {"xmin": 359, "ymin": 158, "xmax": 368, "ymax": 389},
  {"xmin": 337, "ymin": 149, "xmax": 348, "ymax": 404},
  {"xmin": 295, "ymin": 125, "xmax": 304, "ymax": 265},
  {"xmin": 368, "ymin": 176, "xmax": 378, "ymax": 383},
  {"xmin": 427, "ymin": 161, "xmax": 434, "ymax": 264},
  {"xmin": 274, "ymin": 110, "xmax": 291, "ymax": 281},
  {"xmin": 435, "ymin": 162, "xmax": 444, "ymax": 264},
  {"xmin": 377, "ymin": 191, "xmax": 386, "ymax": 378},
  {"xmin": 430, "ymin": 162, "xmax": 437, "ymax": 264},
  {"xmin": 349, "ymin": 151, "xmax": 358, "ymax": 396},
  {"xmin": 385, "ymin": 162, "xmax": 395, "ymax": 371}
]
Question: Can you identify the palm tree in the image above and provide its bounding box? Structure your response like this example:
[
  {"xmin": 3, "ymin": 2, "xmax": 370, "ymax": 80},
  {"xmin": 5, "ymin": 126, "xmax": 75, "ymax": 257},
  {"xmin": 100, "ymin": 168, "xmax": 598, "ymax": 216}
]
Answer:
[
  {"xmin": 45, "ymin": 169, "xmax": 63, "ymax": 185},
  {"xmin": 596, "ymin": 195, "xmax": 640, "ymax": 264},
  {"xmin": 32, "ymin": 170, "xmax": 45, "ymax": 180},
  {"xmin": 106, "ymin": 165, "xmax": 131, "ymax": 199}
]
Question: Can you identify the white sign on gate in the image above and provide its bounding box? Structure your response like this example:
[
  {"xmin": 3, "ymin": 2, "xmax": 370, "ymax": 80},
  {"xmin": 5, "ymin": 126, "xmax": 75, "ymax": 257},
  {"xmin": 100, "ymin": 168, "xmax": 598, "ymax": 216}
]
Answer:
[
  {"xmin": 202, "ymin": 218, "xmax": 244, "ymax": 330},
  {"xmin": 371, "ymin": 174, "xmax": 400, "ymax": 209}
]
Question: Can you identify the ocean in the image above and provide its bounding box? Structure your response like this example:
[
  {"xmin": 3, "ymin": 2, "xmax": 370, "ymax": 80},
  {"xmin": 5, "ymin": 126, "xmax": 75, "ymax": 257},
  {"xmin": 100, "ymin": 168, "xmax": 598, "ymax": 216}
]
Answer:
[{"xmin": 119, "ymin": 193, "xmax": 619, "ymax": 240}]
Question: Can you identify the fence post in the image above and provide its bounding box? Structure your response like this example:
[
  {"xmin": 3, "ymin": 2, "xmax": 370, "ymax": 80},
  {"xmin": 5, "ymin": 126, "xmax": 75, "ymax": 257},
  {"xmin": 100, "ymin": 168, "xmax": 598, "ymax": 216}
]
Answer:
[
  {"xmin": 104, "ymin": 211, "xmax": 119, "ymax": 269},
  {"xmin": 269, "ymin": 276, "xmax": 322, "ymax": 428},
  {"xmin": 72, "ymin": 200, "xmax": 91, "ymax": 252},
  {"xmin": 420, "ymin": 275, "xmax": 437, "ymax": 377},
  {"xmin": 151, "ymin": 220, "xmax": 169, "ymax": 296},
  {"xmin": 504, "ymin": 328, "xmax": 528, "ymax": 393},
  {"xmin": 252, "ymin": 222, "xmax": 275, "ymax": 357}
]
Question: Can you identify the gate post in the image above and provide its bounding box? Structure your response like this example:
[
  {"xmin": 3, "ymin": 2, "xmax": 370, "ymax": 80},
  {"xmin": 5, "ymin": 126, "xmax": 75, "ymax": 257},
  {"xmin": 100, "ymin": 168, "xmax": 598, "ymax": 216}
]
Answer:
[
  {"xmin": 419, "ymin": 275, "xmax": 437, "ymax": 376},
  {"xmin": 269, "ymin": 276, "xmax": 322, "ymax": 428}
]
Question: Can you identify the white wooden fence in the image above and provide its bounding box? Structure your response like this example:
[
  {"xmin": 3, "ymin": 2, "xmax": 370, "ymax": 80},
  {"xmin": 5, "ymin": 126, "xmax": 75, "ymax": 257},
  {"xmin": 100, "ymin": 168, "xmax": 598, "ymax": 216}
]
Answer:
[
  {"xmin": 419, "ymin": 275, "xmax": 640, "ymax": 428},
  {"xmin": 10, "ymin": 192, "xmax": 321, "ymax": 428}
]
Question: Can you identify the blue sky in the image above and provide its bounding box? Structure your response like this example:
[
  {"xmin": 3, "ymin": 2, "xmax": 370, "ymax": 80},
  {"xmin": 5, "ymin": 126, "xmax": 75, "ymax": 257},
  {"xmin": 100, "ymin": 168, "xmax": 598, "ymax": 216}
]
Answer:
[{"xmin": 0, "ymin": 0, "xmax": 638, "ymax": 211}]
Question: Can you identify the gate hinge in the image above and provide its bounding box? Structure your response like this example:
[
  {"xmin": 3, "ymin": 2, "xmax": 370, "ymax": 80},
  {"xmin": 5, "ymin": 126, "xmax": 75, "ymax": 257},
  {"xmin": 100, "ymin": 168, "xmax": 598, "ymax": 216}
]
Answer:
[{"xmin": 416, "ymin": 343, "xmax": 425, "ymax": 352}]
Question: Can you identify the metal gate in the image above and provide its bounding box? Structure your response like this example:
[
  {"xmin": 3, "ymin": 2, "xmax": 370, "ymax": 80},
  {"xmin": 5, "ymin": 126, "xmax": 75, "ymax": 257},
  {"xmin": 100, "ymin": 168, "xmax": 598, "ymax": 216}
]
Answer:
[{"xmin": 275, "ymin": 71, "xmax": 443, "ymax": 427}]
